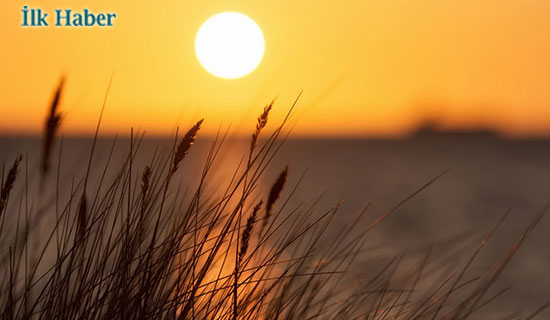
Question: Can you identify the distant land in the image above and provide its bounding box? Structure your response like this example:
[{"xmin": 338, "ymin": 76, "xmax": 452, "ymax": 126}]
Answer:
[{"xmin": 410, "ymin": 121, "xmax": 501, "ymax": 139}]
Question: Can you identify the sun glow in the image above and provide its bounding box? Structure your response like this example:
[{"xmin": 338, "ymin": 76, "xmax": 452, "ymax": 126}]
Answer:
[{"xmin": 195, "ymin": 12, "xmax": 265, "ymax": 79}]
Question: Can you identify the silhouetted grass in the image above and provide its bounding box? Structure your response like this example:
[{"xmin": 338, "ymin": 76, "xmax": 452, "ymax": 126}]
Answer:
[{"xmin": 0, "ymin": 79, "xmax": 547, "ymax": 319}]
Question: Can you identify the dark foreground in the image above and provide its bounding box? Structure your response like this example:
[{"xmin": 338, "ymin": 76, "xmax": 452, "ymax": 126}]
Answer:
[{"xmin": 0, "ymin": 135, "xmax": 549, "ymax": 318}]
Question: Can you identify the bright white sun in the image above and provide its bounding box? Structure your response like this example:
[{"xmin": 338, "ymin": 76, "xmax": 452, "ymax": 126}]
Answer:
[{"xmin": 195, "ymin": 12, "xmax": 265, "ymax": 79}]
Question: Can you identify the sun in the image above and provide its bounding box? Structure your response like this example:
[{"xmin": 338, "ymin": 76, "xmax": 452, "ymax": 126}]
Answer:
[{"xmin": 195, "ymin": 12, "xmax": 265, "ymax": 79}]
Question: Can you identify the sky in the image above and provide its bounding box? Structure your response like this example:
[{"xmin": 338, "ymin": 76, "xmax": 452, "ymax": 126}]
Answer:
[{"xmin": 0, "ymin": 0, "xmax": 549, "ymax": 137}]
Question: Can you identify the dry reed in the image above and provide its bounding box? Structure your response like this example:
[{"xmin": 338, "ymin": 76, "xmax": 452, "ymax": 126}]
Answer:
[
  {"xmin": 0, "ymin": 155, "xmax": 22, "ymax": 215},
  {"xmin": 41, "ymin": 77, "xmax": 64, "ymax": 176},
  {"xmin": 0, "ymin": 81, "xmax": 546, "ymax": 320},
  {"xmin": 239, "ymin": 200, "xmax": 262, "ymax": 264},
  {"xmin": 172, "ymin": 119, "xmax": 204, "ymax": 174},
  {"xmin": 264, "ymin": 165, "xmax": 288, "ymax": 230},
  {"xmin": 250, "ymin": 99, "xmax": 274, "ymax": 153}
]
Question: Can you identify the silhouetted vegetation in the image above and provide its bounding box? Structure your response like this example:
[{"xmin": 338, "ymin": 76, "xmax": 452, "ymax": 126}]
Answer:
[{"xmin": 0, "ymin": 79, "xmax": 547, "ymax": 319}]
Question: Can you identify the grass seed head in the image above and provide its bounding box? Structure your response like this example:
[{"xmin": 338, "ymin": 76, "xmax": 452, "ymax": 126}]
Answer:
[
  {"xmin": 250, "ymin": 99, "xmax": 274, "ymax": 153},
  {"xmin": 0, "ymin": 155, "xmax": 22, "ymax": 214},
  {"xmin": 42, "ymin": 76, "xmax": 64, "ymax": 176},
  {"xmin": 172, "ymin": 119, "xmax": 203, "ymax": 174},
  {"xmin": 264, "ymin": 165, "xmax": 288, "ymax": 228},
  {"xmin": 239, "ymin": 200, "xmax": 263, "ymax": 264}
]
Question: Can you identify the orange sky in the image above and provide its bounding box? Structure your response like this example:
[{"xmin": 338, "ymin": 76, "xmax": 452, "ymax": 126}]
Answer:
[{"xmin": 1, "ymin": 0, "xmax": 549, "ymax": 137}]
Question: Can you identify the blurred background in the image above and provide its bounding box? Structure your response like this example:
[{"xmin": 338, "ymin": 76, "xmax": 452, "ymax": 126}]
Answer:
[{"xmin": 1, "ymin": 0, "xmax": 550, "ymax": 137}]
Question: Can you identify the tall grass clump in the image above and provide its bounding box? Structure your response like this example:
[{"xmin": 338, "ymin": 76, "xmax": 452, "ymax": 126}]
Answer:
[{"xmin": 0, "ymin": 79, "xmax": 548, "ymax": 320}]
